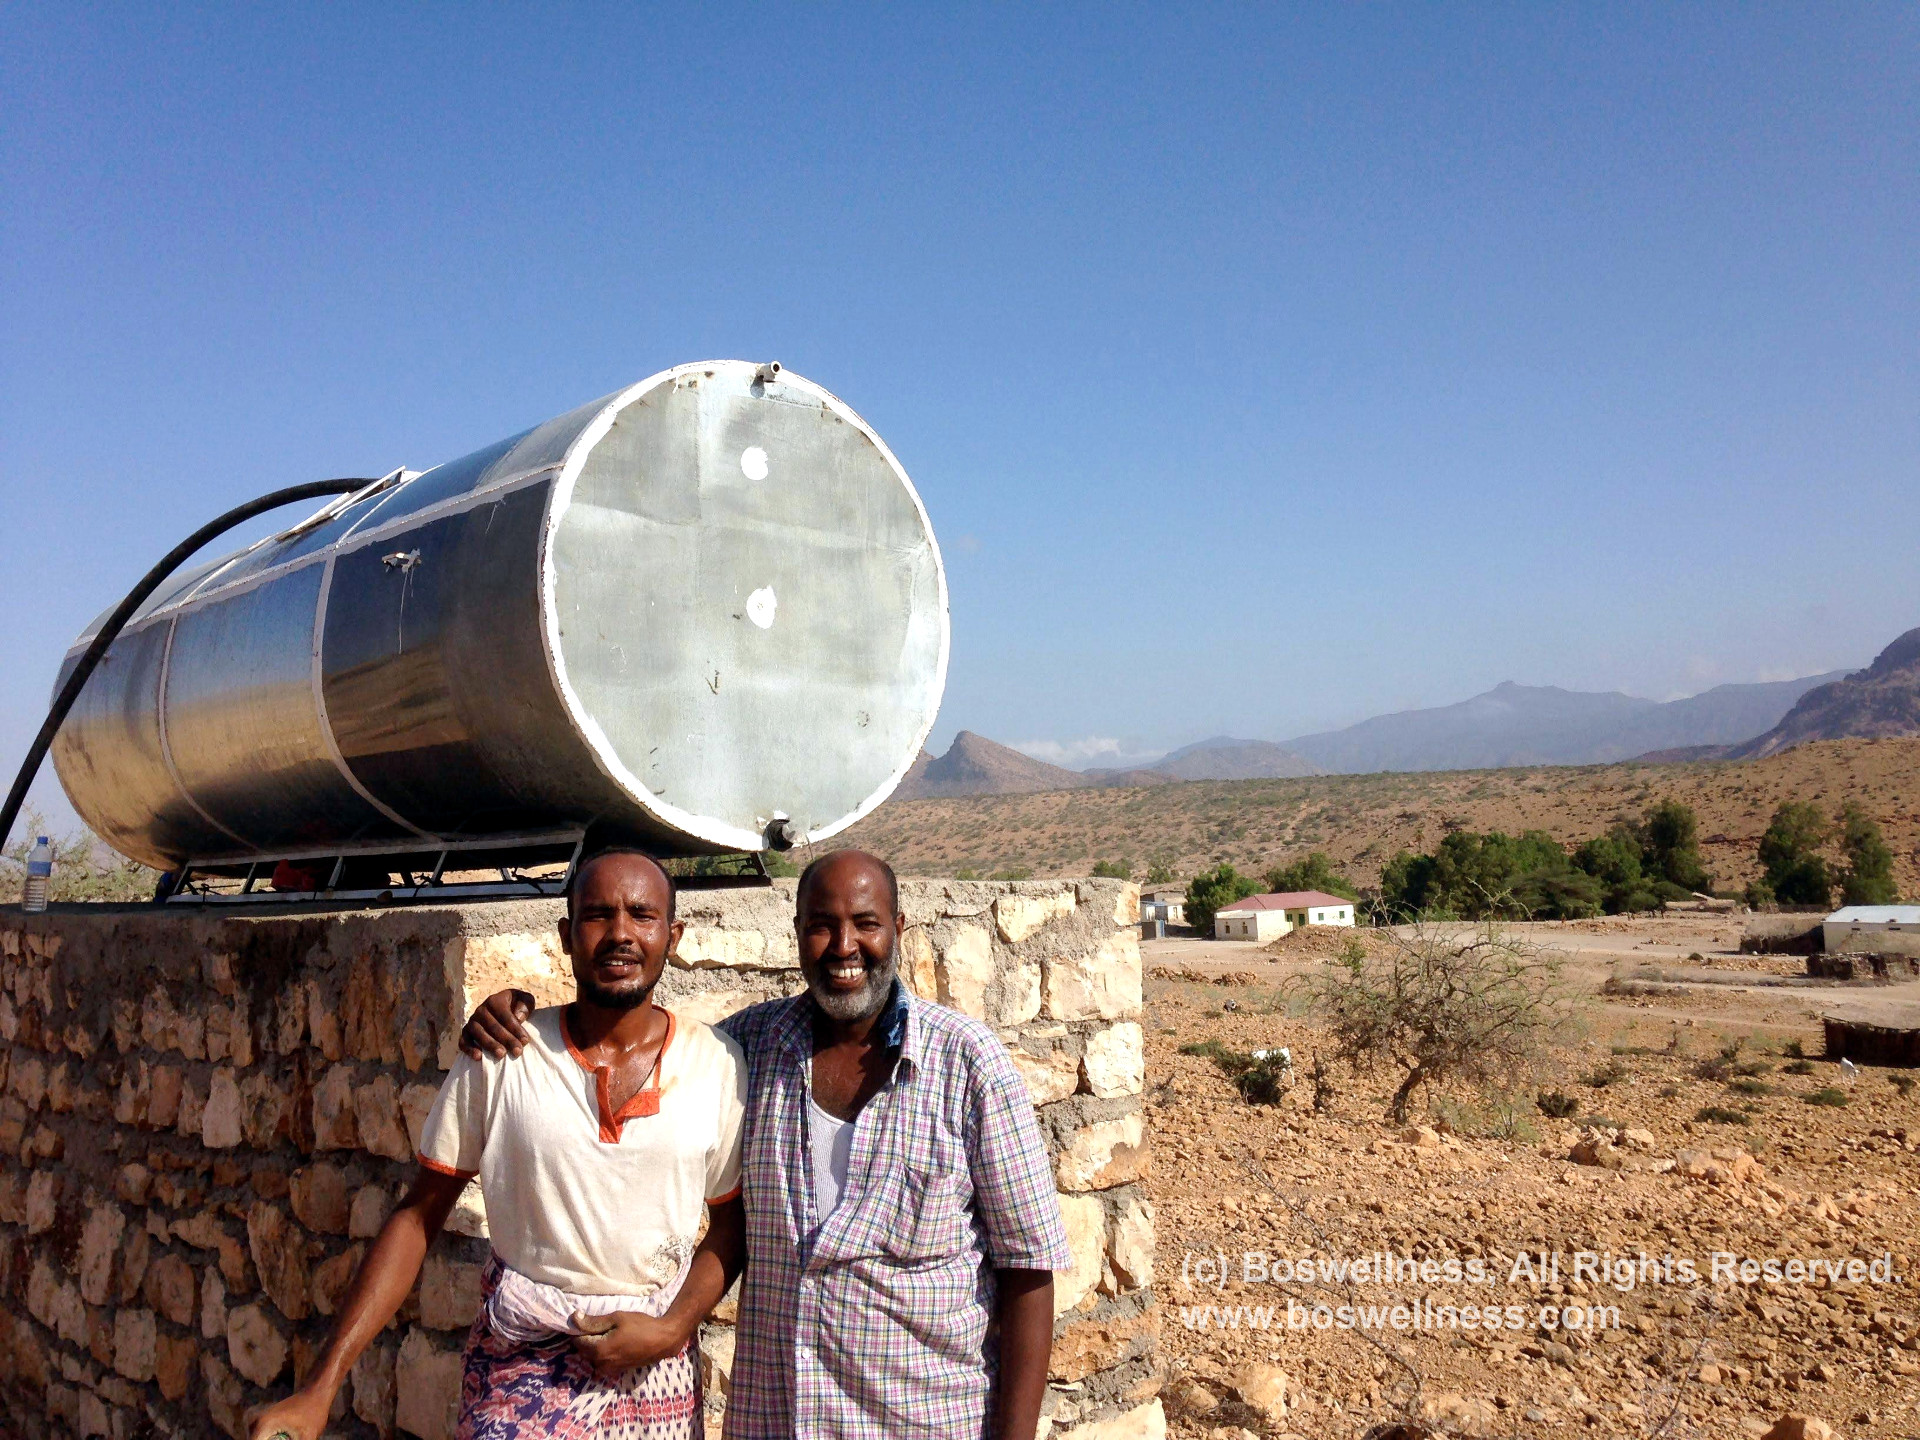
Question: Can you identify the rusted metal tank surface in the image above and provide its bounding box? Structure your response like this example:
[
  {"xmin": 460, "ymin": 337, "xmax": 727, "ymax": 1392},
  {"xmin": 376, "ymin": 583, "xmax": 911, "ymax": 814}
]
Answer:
[{"xmin": 52, "ymin": 361, "xmax": 949, "ymax": 869}]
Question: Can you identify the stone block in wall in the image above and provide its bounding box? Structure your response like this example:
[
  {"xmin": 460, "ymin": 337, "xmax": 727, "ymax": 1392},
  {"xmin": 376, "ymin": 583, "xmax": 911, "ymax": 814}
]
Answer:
[
  {"xmin": 1109, "ymin": 1197, "xmax": 1154, "ymax": 1289},
  {"xmin": 402, "ymin": 1081, "xmax": 439, "ymax": 1154},
  {"xmin": 1011, "ymin": 1048, "xmax": 1079, "ymax": 1105},
  {"xmin": 396, "ymin": 1327, "xmax": 463, "ymax": 1440},
  {"xmin": 202, "ymin": 1067, "xmax": 243, "ymax": 1148},
  {"xmin": 937, "ymin": 924, "xmax": 994, "ymax": 1018},
  {"xmin": 899, "ymin": 926, "xmax": 937, "ymax": 998},
  {"xmin": 1055, "ymin": 1194, "xmax": 1106, "ymax": 1315},
  {"xmin": 352, "ymin": 1334, "xmax": 397, "ymax": 1436},
  {"xmin": 419, "ymin": 1254, "xmax": 484, "ymax": 1331},
  {"xmin": 312, "ymin": 1242, "xmax": 365, "ymax": 1316},
  {"xmin": 110, "ymin": 1307, "xmax": 156, "ymax": 1383},
  {"xmin": 1045, "ymin": 931, "xmax": 1141, "ymax": 1021},
  {"xmin": 995, "ymin": 888, "xmax": 1076, "ymax": 944},
  {"xmin": 311, "ymin": 1066, "xmax": 359, "ymax": 1150},
  {"xmin": 1080, "ymin": 1023, "xmax": 1143, "ymax": 1099},
  {"xmin": 349, "ymin": 1183, "xmax": 393, "ymax": 1238},
  {"xmin": 248, "ymin": 1201, "xmax": 311, "ymax": 1321},
  {"xmin": 1052, "ymin": 1301, "xmax": 1156, "ymax": 1384},
  {"xmin": 226, "ymin": 1300, "xmax": 288, "ymax": 1386},
  {"xmin": 353, "ymin": 1073, "xmax": 414, "ymax": 1162},
  {"xmin": 24, "ymin": 1168, "xmax": 57, "ymax": 1234},
  {"xmin": 147, "ymin": 1064, "xmax": 183, "ymax": 1129},
  {"xmin": 79, "ymin": 1202, "xmax": 127, "ymax": 1306},
  {"xmin": 202, "ymin": 1351, "xmax": 248, "ymax": 1439},
  {"xmin": 143, "ymin": 1253, "xmax": 196, "ymax": 1328},
  {"xmin": 291, "ymin": 1161, "xmax": 351, "ymax": 1234},
  {"xmin": 155, "ymin": 1328, "xmax": 194, "ymax": 1401},
  {"xmin": 1057, "ymin": 1113, "xmax": 1147, "ymax": 1192}
]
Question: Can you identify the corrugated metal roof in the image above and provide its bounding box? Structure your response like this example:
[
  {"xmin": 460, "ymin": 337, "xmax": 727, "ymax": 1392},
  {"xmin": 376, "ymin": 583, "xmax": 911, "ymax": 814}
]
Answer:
[
  {"xmin": 1219, "ymin": 891, "xmax": 1354, "ymax": 913},
  {"xmin": 1826, "ymin": 905, "xmax": 1920, "ymax": 925}
]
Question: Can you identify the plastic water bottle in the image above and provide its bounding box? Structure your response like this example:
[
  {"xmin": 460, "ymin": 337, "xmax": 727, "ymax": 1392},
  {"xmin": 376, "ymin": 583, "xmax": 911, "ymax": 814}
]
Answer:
[{"xmin": 22, "ymin": 836, "xmax": 51, "ymax": 913}]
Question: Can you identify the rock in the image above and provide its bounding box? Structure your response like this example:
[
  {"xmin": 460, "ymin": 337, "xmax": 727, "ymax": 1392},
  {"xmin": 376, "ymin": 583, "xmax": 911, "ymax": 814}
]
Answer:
[
  {"xmin": 1402, "ymin": 1125, "xmax": 1444, "ymax": 1149},
  {"xmin": 1807, "ymin": 1362, "xmax": 1835, "ymax": 1383},
  {"xmin": 675, "ymin": 925, "xmax": 769, "ymax": 969},
  {"xmin": 25, "ymin": 1170, "xmax": 57, "ymax": 1234},
  {"xmin": 202, "ymin": 1066, "xmax": 243, "ymax": 1148},
  {"xmin": 1046, "ymin": 930, "xmax": 1141, "ymax": 1020},
  {"xmin": 143, "ymin": 1253, "xmax": 196, "ymax": 1327},
  {"xmin": 1082, "ymin": 1022, "xmax": 1144, "ymax": 1098},
  {"xmin": 311, "ymin": 1243, "xmax": 365, "ymax": 1316},
  {"xmin": 1051, "ymin": 1304, "xmax": 1156, "ymax": 1383},
  {"xmin": 78, "ymin": 1203, "xmax": 127, "ymax": 1305},
  {"xmin": 995, "ymin": 959, "xmax": 1043, "ymax": 1025},
  {"xmin": 352, "ymin": 1073, "xmax": 414, "ymax": 1162},
  {"xmin": 351, "ymin": 1338, "xmax": 396, "ymax": 1433},
  {"xmin": 1699, "ymin": 1363, "xmax": 1723, "ymax": 1383},
  {"xmin": 311, "ymin": 1066, "xmax": 359, "ymax": 1150},
  {"xmin": 239, "ymin": 1070, "xmax": 290, "ymax": 1147},
  {"xmin": 1421, "ymin": 1393, "xmax": 1498, "ymax": 1435},
  {"xmin": 1056, "ymin": 1112, "xmax": 1148, "ymax": 1191},
  {"xmin": 700, "ymin": 1321, "xmax": 735, "ymax": 1398},
  {"xmin": 349, "ymin": 1183, "xmax": 393, "ymax": 1238},
  {"xmin": 291, "ymin": 1162, "xmax": 352, "ymax": 1235},
  {"xmin": 1162, "ymin": 1375, "xmax": 1220, "ymax": 1420},
  {"xmin": 307, "ymin": 980, "xmax": 344, "ymax": 1062},
  {"xmin": 1109, "ymin": 1196, "xmax": 1155, "ymax": 1288},
  {"xmin": 1761, "ymin": 1419, "xmax": 1834, "ymax": 1440},
  {"xmin": 146, "ymin": 1065, "xmax": 183, "ymax": 1130},
  {"xmin": 1011, "ymin": 1048, "xmax": 1080, "ymax": 1105},
  {"xmin": 226, "ymin": 1301, "xmax": 289, "ymax": 1386},
  {"xmin": 937, "ymin": 925, "xmax": 994, "ymax": 1018},
  {"xmin": 1053, "ymin": 1399, "xmax": 1166, "ymax": 1440},
  {"xmin": 155, "ymin": 1329, "xmax": 195, "ymax": 1401},
  {"xmin": 1231, "ymin": 1363, "xmax": 1290, "ymax": 1423},
  {"xmin": 1620, "ymin": 1127, "xmax": 1656, "ymax": 1151},
  {"xmin": 419, "ymin": 1254, "xmax": 484, "ymax": 1330},
  {"xmin": 1569, "ymin": 1130, "xmax": 1625, "ymax": 1169},
  {"xmin": 200, "ymin": 1266, "xmax": 227, "ymax": 1339},
  {"xmin": 899, "ymin": 927, "xmax": 938, "ymax": 999},
  {"xmin": 111, "ymin": 1308, "xmax": 156, "ymax": 1382},
  {"xmin": 995, "ymin": 889, "xmax": 1076, "ymax": 944},
  {"xmin": 1054, "ymin": 1194, "xmax": 1106, "ymax": 1314},
  {"xmin": 248, "ymin": 1201, "xmax": 311, "ymax": 1320},
  {"xmin": 396, "ymin": 1327, "xmax": 463, "ymax": 1440}
]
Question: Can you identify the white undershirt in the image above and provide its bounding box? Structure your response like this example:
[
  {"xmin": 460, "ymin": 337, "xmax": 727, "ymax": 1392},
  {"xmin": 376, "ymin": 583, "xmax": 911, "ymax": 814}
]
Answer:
[{"xmin": 808, "ymin": 1096, "xmax": 856, "ymax": 1220}]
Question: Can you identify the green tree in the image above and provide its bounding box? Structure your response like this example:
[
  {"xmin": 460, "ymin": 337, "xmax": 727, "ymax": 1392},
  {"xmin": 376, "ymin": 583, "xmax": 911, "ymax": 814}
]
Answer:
[
  {"xmin": 1377, "ymin": 850, "xmax": 1436, "ymax": 921},
  {"xmin": 1757, "ymin": 802, "xmax": 1832, "ymax": 908},
  {"xmin": 1572, "ymin": 829, "xmax": 1664, "ymax": 913},
  {"xmin": 1639, "ymin": 799, "xmax": 1712, "ymax": 893},
  {"xmin": 1091, "ymin": 858, "xmax": 1131, "ymax": 880},
  {"xmin": 1838, "ymin": 803, "xmax": 1899, "ymax": 905},
  {"xmin": 1262, "ymin": 851, "xmax": 1359, "ymax": 902},
  {"xmin": 1185, "ymin": 862, "xmax": 1259, "ymax": 935},
  {"xmin": 1145, "ymin": 859, "xmax": 1176, "ymax": 885}
]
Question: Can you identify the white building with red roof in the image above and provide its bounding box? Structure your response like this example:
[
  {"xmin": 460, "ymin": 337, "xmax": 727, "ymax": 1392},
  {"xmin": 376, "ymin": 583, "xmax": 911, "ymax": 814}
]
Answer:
[{"xmin": 1215, "ymin": 890, "xmax": 1356, "ymax": 940}]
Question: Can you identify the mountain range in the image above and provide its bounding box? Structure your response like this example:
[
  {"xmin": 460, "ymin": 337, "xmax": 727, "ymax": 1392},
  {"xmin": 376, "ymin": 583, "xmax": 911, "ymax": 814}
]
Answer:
[{"xmin": 894, "ymin": 626, "xmax": 1920, "ymax": 798}]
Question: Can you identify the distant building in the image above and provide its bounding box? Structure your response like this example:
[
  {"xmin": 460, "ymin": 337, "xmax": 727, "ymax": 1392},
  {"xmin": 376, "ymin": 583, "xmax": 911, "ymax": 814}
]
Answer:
[
  {"xmin": 1823, "ymin": 905, "xmax": 1920, "ymax": 959},
  {"xmin": 1215, "ymin": 891, "xmax": 1357, "ymax": 941},
  {"xmin": 1139, "ymin": 886, "xmax": 1186, "ymax": 927}
]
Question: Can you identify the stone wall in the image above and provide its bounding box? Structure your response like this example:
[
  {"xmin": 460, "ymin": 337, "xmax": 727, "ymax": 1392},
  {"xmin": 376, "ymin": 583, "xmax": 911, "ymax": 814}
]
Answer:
[{"xmin": 0, "ymin": 879, "xmax": 1161, "ymax": 1440}]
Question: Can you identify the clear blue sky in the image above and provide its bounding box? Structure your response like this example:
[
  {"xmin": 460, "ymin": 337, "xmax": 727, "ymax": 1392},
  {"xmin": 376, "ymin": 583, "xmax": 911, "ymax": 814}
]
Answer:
[{"xmin": 3, "ymin": 6, "xmax": 1916, "ymax": 829}]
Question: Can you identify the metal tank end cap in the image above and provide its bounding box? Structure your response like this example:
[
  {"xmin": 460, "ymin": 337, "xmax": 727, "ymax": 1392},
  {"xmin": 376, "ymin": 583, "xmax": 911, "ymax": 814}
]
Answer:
[
  {"xmin": 754, "ymin": 362, "xmax": 782, "ymax": 385},
  {"xmin": 764, "ymin": 814, "xmax": 796, "ymax": 851}
]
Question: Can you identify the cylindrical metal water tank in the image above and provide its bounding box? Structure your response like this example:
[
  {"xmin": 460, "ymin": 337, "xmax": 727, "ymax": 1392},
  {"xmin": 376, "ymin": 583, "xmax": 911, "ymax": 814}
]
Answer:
[{"xmin": 51, "ymin": 361, "xmax": 948, "ymax": 870}]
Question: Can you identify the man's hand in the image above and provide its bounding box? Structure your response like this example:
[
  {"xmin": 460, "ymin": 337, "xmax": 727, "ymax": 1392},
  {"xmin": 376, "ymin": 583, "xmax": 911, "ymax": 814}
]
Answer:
[
  {"xmin": 248, "ymin": 1387, "xmax": 332, "ymax": 1440},
  {"xmin": 459, "ymin": 988, "xmax": 536, "ymax": 1059},
  {"xmin": 570, "ymin": 1310, "xmax": 687, "ymax": 1379}
]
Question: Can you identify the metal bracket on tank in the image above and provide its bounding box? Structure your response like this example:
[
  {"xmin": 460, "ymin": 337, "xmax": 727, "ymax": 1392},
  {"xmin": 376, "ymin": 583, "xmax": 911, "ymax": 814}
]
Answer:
[{"xmin": 158, "ymin": 828, "xmax": 778, "ymax": 906}]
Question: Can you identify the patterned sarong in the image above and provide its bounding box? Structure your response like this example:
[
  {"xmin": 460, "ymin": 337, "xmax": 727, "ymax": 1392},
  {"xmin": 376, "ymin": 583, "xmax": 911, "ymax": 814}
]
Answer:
[{"xmin": 456, "ymin": 1256, "xmax": 704, "ymax": 1440}]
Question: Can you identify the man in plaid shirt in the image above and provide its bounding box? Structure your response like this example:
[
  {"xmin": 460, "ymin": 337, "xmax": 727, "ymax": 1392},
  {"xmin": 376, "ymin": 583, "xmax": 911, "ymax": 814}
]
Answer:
[{"xmin": 463, "ymin": 848, "xmax": 1071, "ymax": 1439}]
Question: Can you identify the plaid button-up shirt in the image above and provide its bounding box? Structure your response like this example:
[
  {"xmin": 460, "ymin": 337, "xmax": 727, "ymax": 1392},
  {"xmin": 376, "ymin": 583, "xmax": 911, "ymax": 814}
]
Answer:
[{"xmin": 718, "ymin": 985, "xmax": 1071, "ymax": 1439}]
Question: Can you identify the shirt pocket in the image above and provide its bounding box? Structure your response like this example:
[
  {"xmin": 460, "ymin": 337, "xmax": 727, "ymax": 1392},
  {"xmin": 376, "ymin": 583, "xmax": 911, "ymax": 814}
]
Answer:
[{"xmin": 878, "ymin": 1168, "xmax": 975, "ymax": 1266}]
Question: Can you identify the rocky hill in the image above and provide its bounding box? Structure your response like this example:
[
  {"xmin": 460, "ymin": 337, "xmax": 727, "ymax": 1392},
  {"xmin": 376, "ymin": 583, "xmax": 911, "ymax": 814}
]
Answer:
[
  {"xmin": 1727, "ymin": 626, "xmax": 1920, "ymax": 758},
  {"xmin": 842, "ymin": 736, "xmax": 1920, "ymax": 895},
  {"xmin": 894, "ymin": 731, "xmax": 1094, "ymax": 799},
  {"xmin": 1148, "ymin": 736, "xmax": 1321, "ymax": 780}
]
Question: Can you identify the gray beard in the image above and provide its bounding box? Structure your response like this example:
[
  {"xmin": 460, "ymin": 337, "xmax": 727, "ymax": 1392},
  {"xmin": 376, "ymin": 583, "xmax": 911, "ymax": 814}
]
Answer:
[{"xmin": 804, "ymin": 942, "xmax": 898, "ymax": 1023}]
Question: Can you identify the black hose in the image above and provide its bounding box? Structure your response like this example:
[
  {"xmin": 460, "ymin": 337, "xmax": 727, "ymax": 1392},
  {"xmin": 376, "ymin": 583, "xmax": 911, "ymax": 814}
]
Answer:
[{"xmin": 0, "ymin": 478, "xmax": 383, "ymax": 855}]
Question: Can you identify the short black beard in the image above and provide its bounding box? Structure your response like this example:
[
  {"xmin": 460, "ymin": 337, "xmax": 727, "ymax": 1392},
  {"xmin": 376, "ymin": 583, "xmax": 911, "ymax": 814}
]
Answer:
[
  {"xmin": 804, "ymin": 939, "xmax": 898, "ymax": 1024},
  {"xmin": 576, "ymin": 974, "xmax": 657, "ymax": 1012}
]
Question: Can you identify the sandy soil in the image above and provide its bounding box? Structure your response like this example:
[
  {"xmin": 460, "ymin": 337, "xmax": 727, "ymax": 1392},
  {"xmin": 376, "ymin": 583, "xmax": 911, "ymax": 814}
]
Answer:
[{"xmin": 1143, "ymin": 914, "xmax": 1920, "ymax": 1440}]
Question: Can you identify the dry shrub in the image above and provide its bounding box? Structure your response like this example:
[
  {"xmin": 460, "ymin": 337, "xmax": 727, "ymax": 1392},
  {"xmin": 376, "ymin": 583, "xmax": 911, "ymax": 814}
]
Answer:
[{"xmin": 1292, "ymin": 925, "xmax": 1567, "ymax": 1123}]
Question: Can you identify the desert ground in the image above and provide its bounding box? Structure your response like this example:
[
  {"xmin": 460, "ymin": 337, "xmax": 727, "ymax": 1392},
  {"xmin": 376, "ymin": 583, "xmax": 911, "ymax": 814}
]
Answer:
[{"xmin": 1142, "ymin": 913, "xmax": 1919, "ymax": 1440}]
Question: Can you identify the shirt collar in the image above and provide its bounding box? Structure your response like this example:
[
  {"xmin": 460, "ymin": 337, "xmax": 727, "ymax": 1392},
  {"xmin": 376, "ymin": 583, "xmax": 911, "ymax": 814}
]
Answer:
[{"xmin": 786, "ymin": 978, "xmax": 917, "ymax": 1068}]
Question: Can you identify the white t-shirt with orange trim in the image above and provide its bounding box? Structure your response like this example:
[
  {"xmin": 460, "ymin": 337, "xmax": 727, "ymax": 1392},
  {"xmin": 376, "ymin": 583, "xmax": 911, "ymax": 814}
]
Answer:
[{"xmin": 419, "ymin": 1005, "xmax": 746, "ymax": 1297}]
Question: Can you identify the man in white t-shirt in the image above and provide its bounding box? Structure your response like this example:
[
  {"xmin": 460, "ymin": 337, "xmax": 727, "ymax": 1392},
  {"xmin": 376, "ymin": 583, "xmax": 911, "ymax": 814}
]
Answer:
[{"xmin": 249, "ymin": 850, "xmax": 747, "ymax": 1440}]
